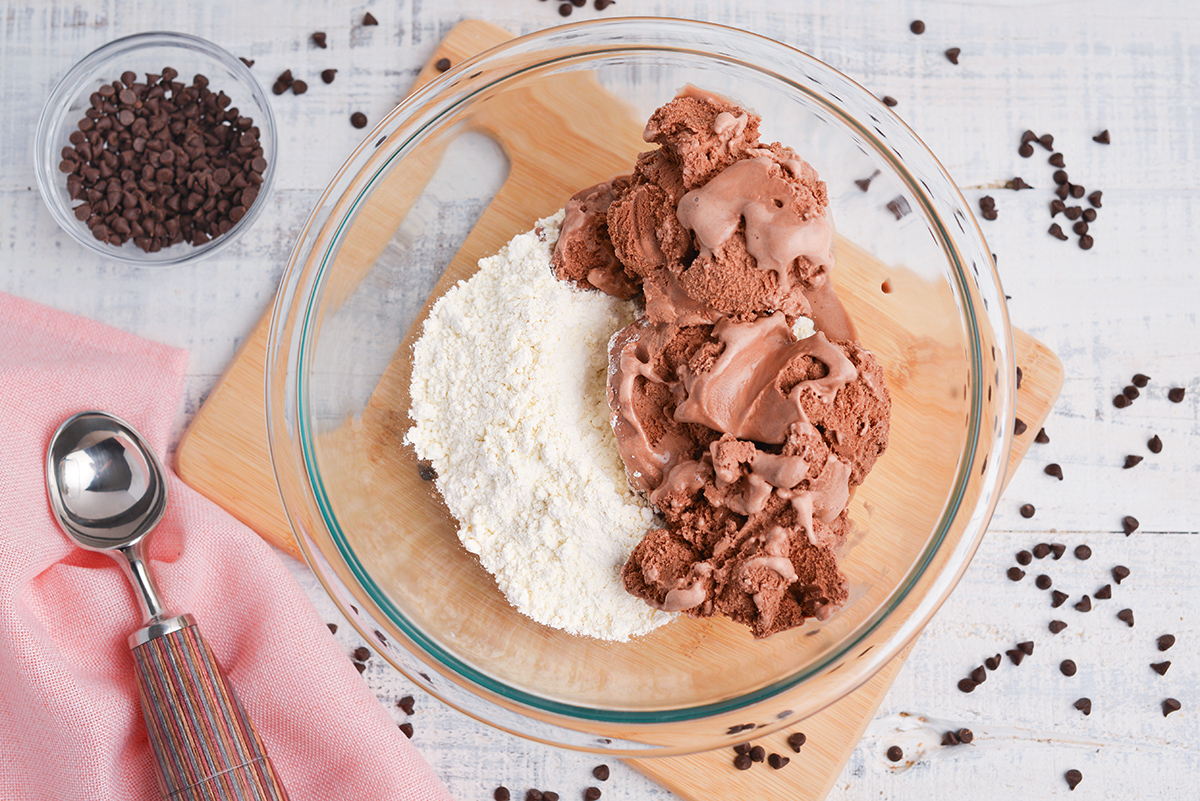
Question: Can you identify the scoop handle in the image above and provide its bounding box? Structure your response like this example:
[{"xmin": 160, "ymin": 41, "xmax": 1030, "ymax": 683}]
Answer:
[{"xmin": 130, "ymin": 615, "xmax": 289, "ymax": 800}]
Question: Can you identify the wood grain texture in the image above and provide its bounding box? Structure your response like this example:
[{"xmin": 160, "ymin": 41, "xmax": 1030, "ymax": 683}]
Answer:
[{"xmin": 3, "ymin": 2, "xmax": 1198, "ymax": 800}]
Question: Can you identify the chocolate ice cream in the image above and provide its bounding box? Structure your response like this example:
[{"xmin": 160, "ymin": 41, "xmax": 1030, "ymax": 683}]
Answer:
[{"xmin": 551, "ymin": 87, "xmax": 890, "ymax": 638}]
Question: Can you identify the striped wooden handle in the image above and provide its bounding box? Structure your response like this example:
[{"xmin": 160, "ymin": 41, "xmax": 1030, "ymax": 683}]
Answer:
[{"xmin": 131, "ymin": 618, "xmax": 289, "ymax": 800}]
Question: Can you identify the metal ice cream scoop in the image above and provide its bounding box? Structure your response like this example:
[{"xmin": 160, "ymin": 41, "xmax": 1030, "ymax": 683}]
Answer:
[{"xmin": 46, "ymin": 411, "xmax": 288, "ymax": 800}]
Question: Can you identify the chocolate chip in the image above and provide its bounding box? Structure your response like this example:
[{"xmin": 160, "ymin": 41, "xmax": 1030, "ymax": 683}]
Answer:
[
  {"xmin": 592, "ymin": 765, "xmax": 609, "ymax": 781},
  {"xmin": 910, "ymin": 20, "xmax": 925, "ymax": 34},
  {"xmin": 1021, "ymin": 129, "xmax": 1038, "ymax": 144},
  {"xmin": 1095, "ymin": 584, "xmax": 1112, "ymax": 600},
  {"xmin": 957, "ymin": 678, "xmax": 977, "ymax": 693},
  {"xmin": 398, "ymin": 695, "xmax": 415, "ymax": 714},
  {"xmin": 312, "ymin": 31, "xmax": 327, "ymax": 48},
  {"xmin": 1050, "ymin": 543, "xmax": 1066, "ymax": 560},
  {"xmin": 888, "ymin": 196, "xmax": 912, "ymax": 219},
  {"xmin": 1007, "ymin": 567, "xmax": 1026, "ymax": 581},
  {"xmin": 240, "ymin": 57, "xmax": 255, "ymax": 67},
  {"xmin": 558, "ymin": 3, "xmax": 573, "ymax": 15},
  {"xmin": 1083, "ymin": 207, "xmax": 1097, "ymax": 222},
  {"xmin": 1114, "ymin": 394, "xmax": 1130, "ymax": 408},
  {"xmin": 1053, "ymin": 170, "xmax": 1069, "ymax": 185},
  {"xmin": 1055, "ymin": 182, "xmax": 1070, "ymax": 200},
  {"xmin": 1074, "ymin": 698, "xmax": 1091, "ymax": 716},
  {"xmin": 1147, "ymin": 434, "xmax": 1163, "ymax": 454},
  {"xmin": 1048, "ymin": 223, "xmax": 1069, "ymax": 241},
  {"xmin": 1124, "ymin": 455, "xmax": 1143, "ymax": 469},
  {"xmin": 1124, "ymin": 385, "xmax": 1140, "ymax": 400},
  {"xmin": 1044, "ymin": 463, "xmax": 1064, "ymax": 480},
  {"xmin": 584, "ymin": 788, "xmax": 601, "ymax": 801},
  {"xmin": 1034, "ymin": 428, "xmax": 1048, "ymax": 444},
  {"xmin": 1152, "ymin": 661, "xmax": 1171, "ymax": 676},
  {"xmin": 1074, "ymin": 544, "xmax": 1092, "ymax": 560},
  {"xmin": 543, "ymin": 793, "xmax": 559, "ymax": 801},
  {"xmin": 1078, "ymin": 234, "xmax": 1094, "ymax": 250},
  {"xmin": 980, "ymin": 195, "xmax": 996, "ymax": 210},
  {"xmin": 292, "ymin": 80, "xmax": 308, "ymax": 95},
  {"xmin": 1011, "ymin": 176, "xmax": 1031, "ymax": 190},
  {"xmin": 352, "ymin": 661, "xmax": 366, "ymax": 673},
  {"xmin": 1049, "ymin": 152, "xmax": 1065, "ymax": 167},
  {"xmin": 1093, "ymin": 129, "xmax": 1110, "ymax": 144},
  {"xmin": 1071, "ymin": 184, "xmax": 1085, "ymax": 198},
  {"xmin": 1020, "ymin": 504, "xmax": 1036, "ymax": 519},
  {"xmin": 1123, "ymin": 516, "xmax": 1139, "ymax": 535},
  {"xmin": 970, "ymin": 666, "xmax": 987, "ymax": 684},
  {"xmin": 1017, "ymin": 550, "xmax": 1033, "ymax": 565},
  {"xmin": 326, "ymin": 622, "xmax": 338, "ymax": 634},
  {"xmin": 363, "ymin": 12, "xmax": 378, "ymax": 25},
  {"xmin": 1014, "ymin": 417, "xmax": 1027, "ymax": 435},
  {"xmin": 1117, "ymin": 608, "xmax": 1135, "ymax": 627},
  {"xmin": 855, "ymin": 169, "xmax": 880, "ymax": 192},
  {"xmin": 1006, "ymin": 649, "xmax": 1026, "ymax": 666},
  {"xmin": 1019, "ymin": 141, "xmax": 1034, "ymax": 158},
  {"xmin": 1113, "ymin": 565, "xmax": 1131, "ymax": 584},
  {"xmin": 1039, "ymin": 133, "xmax": 1055, "ymax": 150},
  {"xmin": 1065, "ymin": 769, "xmax": 1083, "ymax": 790},
  {"xmin": 886, "ymin": 745, "xmax": 904, "ymax": 762},
  {"xmin": 985, "ymin": 654, "xmax": 1002, "ymax": 670},
  {"xmin": 982, "ymin": 209, "xmax": 998, "ymax": 221},
  {"xmin": 1168, "ymin": 387, "xmax": 1186, "ymax": 403},
  {"xmin": 733, "ymin": 754, "xmax": 752, "ymax": 770},
  {"xmin": 594, "ymin": 0, "xmax": 616, "ymax": 8},
  {"xmin": 1034, "ymin": 543, "xmax": 1052, "ymax": 559},
  {"xmin": 1088, "ymin": 190, "xmax": 1103, "ymax": 207},
  {"xmin": 942, "ymin": 730, "xmax": 960, "ymax": 746},
  {"xmin": 1158, "ymin": 634, "xmax": 1176, "ymax": 651},
  {"xmin": 882, "ymin": 95, "xmax": 898, "ymax": 107},
  {"xmin": 353, "ymin": 646, "xmax": 371, "ymax": 661},
  {"xmin": 321, "ymin": 69, "xmax": 338, "ymax": 83},
  {"xmin": 1050, "ymin": 199, "xmax": 1066, "ymax": 217},
  {"xmin": 1051, "ymin": 590, "xmax": 1069, "ymax": 608},
  {"xmin": 768, "ymin": 753, "xmax": 790, "ymax": 769},
  {"xmin": 351, "ymin": 111, "xmax": 368, "ymax": 128},
  {"xmin": 495, "ymin": 787, "xmax": 511, "ymax": 801},
  {"xmin": 787, "ymin": 732, "xmax": 807, "ymax": 752},
  {"xmin": 1060, "ymin": 659, "xmax": 1077, "ymax": 677},
  {"xmin": 957, "ymin": 728, "xmax": 974, "ymax": 744},
  {"xmin": 434, "ymin": 57, "xmax": 452, "ymax": 73},
  {"xmin": 1049, "ymin": 619, "xmax": 1067, "ymax": 634},
  {"xmin": 1162, "ymin": 698, "xmax": 1181, "ymax": 717},
  {"xmin": 1074, "ymin": 595, "xmax": 1092, "ymax": 613},
  {"xmin": 747, "ymin": 745, "xmax": 766, "ymax": 763},
  {"xmin": 526, "ymin": 791, "xmax": 542, "ymax": 801},
  {"xmin": 1035, "ymin": 574, "xmax": 1051, "ymax": 590},
  {"xmin": 1073, "ymin": 221, "xmax": 1088, "ymax": 236}
]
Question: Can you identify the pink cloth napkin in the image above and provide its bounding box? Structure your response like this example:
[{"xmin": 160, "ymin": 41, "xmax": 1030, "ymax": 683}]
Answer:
[{"xmin": 0, "ymin": 292, "xmax": 455, "ymax": 801}]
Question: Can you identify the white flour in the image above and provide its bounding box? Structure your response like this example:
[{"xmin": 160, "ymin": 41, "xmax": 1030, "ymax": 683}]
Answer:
[{"xmin": 405, "ymin": 211, "xmax": 672, "ymax": 641}]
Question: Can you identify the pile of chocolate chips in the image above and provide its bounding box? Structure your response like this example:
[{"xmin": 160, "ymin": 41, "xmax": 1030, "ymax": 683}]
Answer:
[
  {"xmin": 1016, "ymin": 129, "xmax": 1108, "ymax": 249},
  {"xmin": 60, "ymin": 68, "xmax": 266, "ymax": 252}
]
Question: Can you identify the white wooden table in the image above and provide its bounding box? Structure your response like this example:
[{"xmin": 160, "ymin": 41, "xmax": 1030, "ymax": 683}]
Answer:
[{"xmin": 3, "ymin": 1, "xmax": 1198, "ymax": 798}]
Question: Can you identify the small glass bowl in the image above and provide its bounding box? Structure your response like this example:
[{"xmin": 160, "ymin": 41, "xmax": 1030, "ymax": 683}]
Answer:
[{"xmin": 33, "ymin": 31, "xmax": 277, "ymax": 266}]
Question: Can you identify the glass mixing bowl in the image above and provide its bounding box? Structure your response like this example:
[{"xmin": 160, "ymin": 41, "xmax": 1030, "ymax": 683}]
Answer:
[{"xmin": 266, "ymin": 18, "xmax": 1013, "ymax": 755}]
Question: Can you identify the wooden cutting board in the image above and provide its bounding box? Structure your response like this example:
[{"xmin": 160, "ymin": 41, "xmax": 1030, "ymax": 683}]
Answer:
[{"xmin": 176, "ymin": 19, "xmax": 1064, "ymax": 801}]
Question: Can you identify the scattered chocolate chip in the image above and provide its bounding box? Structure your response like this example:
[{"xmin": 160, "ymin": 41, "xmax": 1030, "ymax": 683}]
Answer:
[
  {"xmin": 957, "ymin": 728, "xmax": 974, "ymax": 744},
  {"xmin": 1063, "ymin": 205, "xmax": 1082, "ymax": 220},
  {"xmin": 1048, "ymin": 152, "xmax": 1065, "ymax": 167},
  {"xmin": 397, "ymin": 721, "xmax": 413, "ymax": 737},
  {"xmin": 887, "ymin": 196, "xmax": 912, "ymax": 219},
  {"xmin": 1039, "ymin": 133, "xmax": 1055, "ymax": 150},
  {"xmin": 351, "ymin": 111, "xmax": 368, "ymax": 128},
  {"xmin": 584, "ymin": 788, "xmax": 601, "ymax": 801},
  {"xmin": 1021, "ymin": 129, "xmax": 1038, "ymax": 144},
  {"xmin": 1074, "ymin": 595, "xmax": 1092, "ymax": 613},
  {"xmin": 942, "ymin": 730, "xmax": 960, "ymax": 746},
  {"xmin": 352, "ymin": 661, "xmax": 366, "ymax": 673},
  {"xmin": 1049, "ymin": 199, "xmax": 1066, "ymax": 217},
  {"xmin": 733, "ymin": 754, "xmax": 752, "ymax": 770},
  {"xmin": 980, "ymin": 195, "xmax": 996, "ymax": 210},
  {"xmin": 1036, "ymin": 428, "xmax": 1050, "ymax": 444},
  {"xmin": 1020, "ymin": 504, "xmax": 1036, "ymax": 519},
  {"xmin": 749, "ymin": 745, "xmax": 765, "ymax": 763},
  {"xmin": 1051, "ymin": 590, "xmax": 1069, "ymax": 608},
  {"xmin": 1168, "ymin": 387, "xmax": 1186, "ymax": 403},
  {"xmin": 1017, "ymin": 366, "xmax": 1024, "ymax": 388},
  {"xmin": 558, "ymin": 3, "xmax": 573, "ymax": 15},
  {"xmin": 957, "ymin": 678, "xmax": 977, "ymax": 693},
  {"xmin": 1074, "ymin": 544, "xmax": 1092, "ymax": 560},
  {"xmin": 1049, "ymin": 620, "xmax": 1067, "ymax": 634},
  {"xmin": 239, "ymin": 57, "xmax": 255, "ymax": 67},
  {"xmin": 886, "ymin": 745, "xmax": 904, "ymax": 762},
  {"xmin": 1123, "ymin": 516, "xmax": 1139, "ymax": 535},
  {"xmin": 768, "ymin": 753, "xmax": 790, "ymax": 769},
  {"xmin": 1007, "ymin": 567, "xmax": 1026, "ymax": 581},
  {"xmin": 1006, "ymin": 649, "xmax": 1026, "ymax": 666},
  {"xmin": 970, "ymin": 666, "xmax": 987, "ymax": 684},
  {"xmin": 1074, "ymin": 698, "xmax": 1092, "ymax": 716},
  {"xmin": 571, "ymin": 0, "xmax": 587, "ymax": 6},
  {"xmin": 1088, "ymin": 190, "xmax": 1103, "ymax": 207},
  {"xmin": 1035, "ymin": 574, "xmax": 1052, "ymax": 590},
  {"xmin": 1034, "ymin": 543, "xmax": 1052, "ymax": 559},
  {"xmin": 1158, "ymin": 634, "xmax": 1176, "ymax": 651},
  {"xmin": 910, "ymin": 20, "xmax": 926, "ymax": 34},
  {"xmin": 312, "ymin": 31, "xmax": 327, "ymax": 48},
  {"xmin": 321, "ymin": 69, "xmax": 338, "ymax": 83},
  {"xmin": 292, "ymin": 80, "xmax": 308, "ymax": 95},
  {"xmin": 1078, "ymin": 234, "xmax": 1094, "ymax": 250},
  {"xmin": 526, "ymin": 791, "xmax": 543, "ymax": 801},
  {"xmin": 1117, "ymin": 608, "xmax": 1135, "ymax": 627},
  {"xmin": 1114, "ymin": 394, "xmax": 1130, "ymax": 408},
  {"xmin": 1124, "ymin": 385, "xmax": 1140, "ymax": 400},
  {"xmin": 855, "ymin": 170, "xmax": 880, "ymax": 192},
  {"xmin": 1048, "ymin": 223, "xmax": 1069, "ymax": 241},
  {"xmin": 1017, "ymin": 550, "xmax": 1033, "ymax": 565},
  {"xmin": 1073, "ymin": 221, "xmax": 1088, "ymax": 236},
  {"xmin": 1152, "ymin": 661, "xmax": 1171, "ymax": 676},
  {"xmin": 1145, "ymin": 434, "xmax": 1163, "ymax": 454},
  {"xmin": 592, "ymin": 765, "xmax": 609, "ymax": 781},
  {"xmin": 594, "ymin": 0, "xmax": 616, "ymax": 8},
  {"xmin": 353, "ymin": 646, "xmax": 371, "ymax": 661},
  {"xmin": 544, "ymin": 793, "xmax": 559, "ymax": 801},
  {"xmin": 733, "ymin": 743, "xmax": 751, "ymax": 755},
  {"xmin": 1124, "ymin": 455, "xmax": 1143, "ymax": 469},
  {"xmin": 1018, "ymin": 641, "xmax": 1034, "ymax": 656},
  {"xmin": 1095, "ymin": 584, "xmax": 1112, "ymax": 599},
  {"xmin": 1060, "ymin": 659, "xmax": 1077, "ymax": 677},
  {"xmin": 1011, "ymin": 176, "xmax": 1031, "ymax": 190},
  {"xmin": 1162, "ymin": 698, "xmax": 1181, "ymax": 717},
  {"xmin": 1055, "ymin": 183, "xmax": 1070, "ymax": 200},
  {"xmin": 1053, "ymin": 169, "xmax": 1069, "ymax": 185},
  {"xmin": 1072, "ymin": 184, "xmax": 1087, "ymax": 199},
  {"xmin": 1014, "ymin": 418, "xmax": 1028, "ymax": 436},
  {"xmin": 1082, "ymin": 208, "xmax": 1097, "ymax": 222},
  {"xmin": 1093, "ymin": 129, "xmax": 1110, "ymax": 144},
  {"xmin": 1113, "ymin": 565, "xmax": 1130, "ymax": 584},
  {"xmin": 398, "ymin": 695, "xmax": 415, "ymax": 714},
  {"xmin": 882, "ymin": 95, "xmax": 898, "ymax": 107},
  {"xmin": 495, "ymin": 787, "xmax": 511, "ymax": 801},
  {"xmin": 1019, "ymin": 141, "xmax": 1034, "ymax": 158},
  {"xmin": 985, "ymin": 654, "xmax": 1002, "ymax": 670},
  {"xmin": 326, "ymin": 622, "xmax": 338, "ymax": 634},
  {"xmin": 435, "ymin": 58, "xmax": 452, "ymax": 72},
  {"xmin": 1044, "ymin": 463, "xmax": 1064, "ymax": 480},
  {"xmin": 787, "ymin": 732, "xmax": 807, "ymax": 752},
  {"xmin": 1050, "ymin": 543, "xmax": 1066, "ymax": 560},
  {"xmin": 363, "ymin": 12, "xmax": 378, "ymax": 25},
  {"xmin": 1065, "ymin": 769, "xmax": 1083, "ymax": 790}
]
